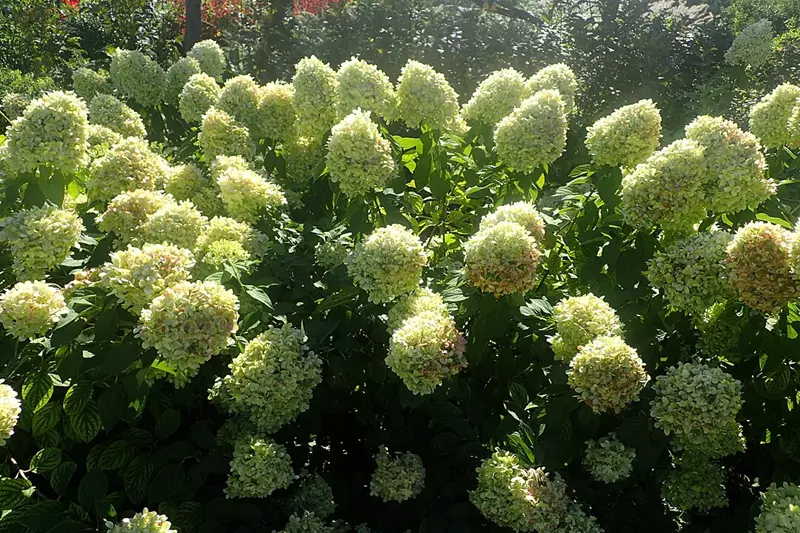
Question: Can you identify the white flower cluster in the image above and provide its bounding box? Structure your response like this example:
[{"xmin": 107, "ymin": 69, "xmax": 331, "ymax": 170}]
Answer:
[
  {"xmin": 585, "ymin": 100, "xmax": 661, "ymax": 168},
  {"xmin": 480, "ymin": 201, "xmax": 545, "ymax": 244},
  {"xmin": 755, "ymin": 482, "xmax": 800, "ymax": 533},
  {"xmin": 257, "ymin": 82, "xmax": 296, "ymax": 142},
  {"xmin": 226, "ymin": 435, "xmax": 294, "ymax": 498},
  {"xmin": 583, "ymin": 433, "xmax": 635, "ymax": 483},
  {"xmin": 326, "ymin": 109, "xmax": 396, "ymax": 197},
  {"xmin": 195, "ymin": 216, "xmax": 268, "ymax": 266},
  {"xmin": 211, "ymin": 325, "xmax": 322, "ymax": 434},
  {"xmin": 293, "ymin": 56, "xmax": 339, "ymax": 139},
  {"xmin": 0, "ymin": 381, "xmax": 21, "ymax": 446},
  {"xmin": 164, "ymin": 56, "xmax": 202, "ymax": 105},
  {"xmin": 495, "ymin": 90, "xmax": 567, "ymax": 173},
  {"xmin": 89, "ymin": 94, "xmax": 146, "ymax": 138},
  {"xmin": 548, "ymin": 294, "xmax": 622, "ymax": 361},
  {"xmin": 462, "ymin": 68, "xmax": 529, "ymax": 125},
  {"xmin": 662, "ymin": 455, "xmax": 728, "ymax": 512},
  {"xmin": 109, "ymin": 49, "xmax": 166, "ymax": 107},
  {"xmin": 199, "ymin": 107, "xmax": 255, "ymax": 161},
  {"xmin": 97, "ymin": 189, "xmax": 173, "ymax": 246},
  {"xmin": 72, "ymin": 67, "xmax": 111, "ymax": 101},
  {"xmin": 0, "ymin": 281, "xmax": 67, "ymax": 340},
  {"xmin": 215, "ymin": 158, "xmax": 286, "ymax": 223},
  {"xmin": 218, "ymin": 75, "xmax": 262, "ymax": 136},
  {"xmin": 314, "ymin": 231, "xmax": 352, "ymax": 271},
  {"xmin": 336, "ymin": 58, "xmax": 398, "ymax": 121},
  {"xmin": 750, "ymin": 84, "xmax": 800, "ymax": 148},
  {"xmin": 86, "ymin": 124, "xmax": 122, "ymax": 158},
  {"xmin": 396, "ymin": 60, "xmax": 460, "ymax": 131},
  {"xmin": 0, "ymin": 205, "xmax": 84, "ymax": 280},
  {"xmin": 179, "ymin": 73, "xmax": 221, "ymax": 123},
  {"xmin": 106, "ymin": 508, "xmax": 176, "ymax": 533},
  {"xmin": 725, "ymin": 19, "xmax": 773, "ymax": 68},
  {"xmin": 526, "ymin": 64, "xmax": 578, "ymax": 114},
  {"xmin": 386, "ymin": 287, "xmax": 447, "ymax": 332},
  {"xmin": 188, "ymin": 39, "xmax": 226, "ymax": 80},
  {"xmin": 86, "ymin": 137, "xmax": 170, "ymax": 203},
  {"xmin": 138, "ymin": 200, "xmax": 208, "ymax": 250},
  {"xmin": 287, "ymin": 474, "xmax": 336, "ymax": 519},
  {"xmin": 464, "ymin": 221, "xmax": 541, "ymax": 297},
  {"xmin": 369, "ymin": 446, "xmax": 425, "ymax": 502}
]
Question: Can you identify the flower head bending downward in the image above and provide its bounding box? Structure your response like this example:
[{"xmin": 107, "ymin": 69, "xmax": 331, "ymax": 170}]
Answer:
[{"xmin": 585, "ymin": 100, "xmax": 661, "ymax": 168}]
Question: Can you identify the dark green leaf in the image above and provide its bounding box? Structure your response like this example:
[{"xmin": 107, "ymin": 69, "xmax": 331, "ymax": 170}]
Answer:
[
  {"xmin": 68, "ymin": 401, "xmax": 101, "ymax": 442},
  {"xmin": 32, "ymin": 404, "xmax": 61, "ymax": 438},
  {"xmin": 50, "ymin": 462, "xmax": 77, "ymax": 495},
  {"xmin": 22, "ymin": 372, "xmax": 54, "ymax": 414},
  {"xmin": 155, "ymin": 410, "xmax": 181, "ymax": 440},
  {"xmin": 98, "ymin": 441, "xmax": 133, "ymax": 471},
  {"xmin": 0, "ymin": 478, "xmax": 34, "ymax": 510},
  {"xmin": 124, "ymin": 456, "xmax": 153, "ymax": 504},
  {"xmin": 77, "ymin": 471, "xmax": 108, "ymax": 510},
  {"xmin": 29, "ymin": 448, "xmax": 61, "ymax": 473}
]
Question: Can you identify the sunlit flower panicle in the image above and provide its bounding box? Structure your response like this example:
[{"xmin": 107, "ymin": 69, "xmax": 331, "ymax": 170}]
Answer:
[
  {"xmin": 86, "ymin": 137, "xmax": 170, "ymax": 203},
  {"xmin": 257, "ymin": 81, "xmax": 296, "ymax": 142},
  {"xmin": 1, "ymin": 92, "xmax": 30, "ymax": 120},
  {"xmin": 749, "ymin": 83, "xmax": 800, "ymax": 148},
  {"xmin": 179, "ymin": 73, "xmax": 221, "ymax": 123},
  {"xmin": 89, "ymin": 94, "xmax": 146, "ymax": 138},
  {"xmin": 164, "ymin": 56, "xmax": 202, "ymax": 106},
  {"xmin": 199, "ymin": 107, "xmax": 255, "ymax": 161},
  {"xmin": 225, "ymin": 435, "xmax": 293, "ymax": 499},
  {"xmin": 285, "ymin": 136, "xmax": 325, "ymax": 186},
  {"xmin": 326, "ymin": 109, "xmax": 396, "ymax": 197},
  {"xmin": 585, "ymin": 99, "xmax": 661, "ymax": 168},
  {"xmin": 396, "ymin": 60, "xmax": 460, "ymax": 131},
  {"xmin": 72, "ymin": 67, "xmax": 111, "ymax": 101},
  {"xmin": 138, "ymin": 280, "xmax": 239, "ymax": 386},
  {"xmin": 0, "ymin": 281, "xmax": 68, "ymax": 340},
  {"xmin": 526, "ymin": 63, "xmax": 578, "ymax": 114},
  {"xmin": 109, "ymin": 49, "xmax": 166, "ymax": 107},
  {"xmin": 195, "ymin": 240, "xmax": 250, "ymax": 276},
  {"xmin": 187, "ymin": 39, "xmax": 226, "ymax": 80},
  {"xmin": 386, "ymin": 287, "xmax": 448, "ymax": 332},
  {"xmin": 196, "ymin": 215, "xmax": 268, "ymax": 260},
  {"xmin": 548, "ymin": 294, "xmax": 622, "ymax": 361},
  {"xmin": 461, "ymin": 68, "xmax": 529, "ymax": 126},
  {"xmin": 163, "ymin": 162, "xmax": 204, "ymax": 198},
  {"xmin": 347, "ymin": 224, "xmax": 427, "ymax": 303},
  {"xmin": 97, "ymin": 190, "xmax": 174, "ymax": 246},
  {"xmin": 480, "ymin": 201, "xmax": 546, "ymax": 243},
  {"xmin": 336, "ymin": 57, "xmax": 399, "ymax": 121},
  {"xmin": 568, "ymin": 335, "xmax": 648, "ymax": 414},
  {"xmin": 0, "ymin": 381, "xmax": 21, "ymax": 446},
  {"xmin": 0, "ymin": 206, "xmax": 84, "ymax": 280},
  {"xmin": 645, "ymin": 231, "xmax": 734, "ymax": 315},
  {"xmin": 583, "ymin": 433, "xmax": 635, "ymax": 483},
  {"xmin": 620, "ymin": 139, "xmax": 707, "ymax": 231},
  {"xmin": 210, "ymin": 154, "xmax": 251, "ymax": 177},
  {"xmin": 217, "ymin": 75, "xmax": 262, "ymax": 135},
  {"xmin": 685, "ymin": 115, "xmax": 774, "ymax": 213},
  {"xmin": 287, "ymin": 474, "xmax": 336, "ymax": 519},
  {"xmin": 106, "ymin": 508, "xmax": 176, "ymax": 533},
  {"xmin": 725, "ymin": 19, "xmax": 773, "ymax": 68},
  {"xmin": 86, "ymin": 124, "xmax": 123, "ymax": 158},
  {"xmin": 724, "ymin": 222, "xmax": 798, "ymax": 313},
  {"xmin": 662, "ymin": 456, "xmax": 728, "ymax": 512},
  {"xmin": 292, "ymin": 56, "xmax": 339, "ymax": 139},
  {"xmin": 138, "ymin": 200, "xmax": 208, "ymax": 250},
  {"xmin": 5, "ymin": 90, "xmax": 89, "ymax": 174},
  {"xmin": 755, "ymin": 482, "xmax": 800, "ymax": 533},
  {"xmin": 279, "ymin": 512, "xmax": 330, "ymax": 533},
  {"xmin": 370, "ymin": 446, "xmax": 425, "ymax": 502},
  {"xmin": 464, "ymin": 221, "xmax": 541, "ymax": 297},
  {"xmin": 211, "ymin": 325, "xmax": 322, "ymax": 434},
  {"xmin": 216, "ymin": 165, "xmax": 286, "ymax": 223},
  {"xmin": 100, "ymin": 243, "xmax": 195, "ymax": 314},
  {"xmin": 495, "ymin": 90, "xmax": 567, "ymax": 173}
]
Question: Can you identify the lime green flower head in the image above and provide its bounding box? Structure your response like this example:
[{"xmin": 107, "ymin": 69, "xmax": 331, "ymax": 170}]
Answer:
[
  {"xmin": 293, "ymin": 56, "xmax": 338, "ymax": 139},
  {"xmin": 106, "ymin": 508, "xmax": 176, "ymax": 533},
  {"xmin": 279, "ymin": 512, "xmax": 331, "ymax": 533},
  {"xmin": 0, "ymin": 381, "xmax": 21, "ymax": 446},
  {"xmin": 199, "ymin": 107, "xmax": 255, "ymax": 161},
  {"xmin": 138, "ymin": 200, "xmax": 208, "ymax": 250},
  {"xmin": 749, "ymin": 83, "xmax": 800, "ymax": 148},
  {"xmin": 662, "ymin": 455, "xmax": 728, "ymax": 512},
  {"xmin": 480, "ymin": 201, "xmax": 545, "ymax": 243},
  {"xmin": 89, "ymin": 94, "xmax": 146, "ymax": 138},
  {"xmin": 583, "ymin": 433, "xmax": 635, "ymax": 483},
  {"xmin": 257, "ymin": 81, "xmax": 296, "ymax": 142},
  {"xmin": 1, "ymin": 92, "xmax": 30, "ymax": 121},
  {"xmin": 86, "ymin": 124, "xmax": 123, "ymax": 158},
  {"xmin": 179, "ymin": 73, "xmax": 221, "ymax": 123},
  {"xmin": 526, "ymin": 63, "xmax": 578, "ymax": 114},
  {"xmin": 187, "ymin": 39, "xmax": 226, "ymax": 80},
  {"xmin": 726, "ymin": 19, "xmax": 773, "ymax": 68},
  {"xmin": 97, "ymin": 190, "xmax": 174, "ymax": 247},
  {"xmin": 549, "ymin": 294, "xmax": 622, "ymax": 361},
  {"xmin": 225, "ymin": 435, "xmax": 293, "ymax": 499},
  {"xmin": 72, "ymin": 67, "xmax": 111, "ymax": 101},
  {"xmin": 287, "ymin": 474, "xmax": 336, "ymax": 520},
  {"xmin": 0, "ymin": 281, "xmax": 68, "ymax": 340},
  {"xmin": 585, "ymin": 99, "xmax": 661, "ymax": 168},
  {"xmin": 164, "ymin": 56, "xmax": 202, "ymax": 105},
  {"xmin": 370, "ymin": 446, "xmax": 425, "ymax": 503},
  {"xmin": 216, "ymin": 165, "xmax": 286, "ymax": 223},
  {"xmin": 86, "ymin": 137, "xmax": 170, "ymax": 204},
  {"xmin": 386, "ymin": 287, "xmax": 448, "ymax": 332},
  {"xmin": 465, "ymin": 221, "xmax": 541, "ymax": 297},
  {"xmin": 396, "ymin": 60, "xmax": 460, "ymax": 131},
  {"xmin": 755, "ymin": 482, "xmax": 800, "ymax": 533},
  {"xmin": 110, "ymin": 49, "xmax": 166, "ymax": 107},
  {"xmin": 336, "ymin": 57, "xmax": 399, "ymax": 121},
  {"xmin": 462, "ymin": 68, "xmax": 529, "ymax": 126},
  {"xmin": 218, "ymin": 75, "xmax": 262, "ymax": 136}
]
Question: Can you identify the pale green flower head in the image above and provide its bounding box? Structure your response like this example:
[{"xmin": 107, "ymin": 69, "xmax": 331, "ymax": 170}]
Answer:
[
  {"xmin": 0, "ymin": 381, "xmax": 21, "ymax": 446},
  {"xmin": 280, "ymin": 512, "xmax": 331, "ymax": 533},
  {"xmin": 285, "ymin": 136, "xmax": 325, "ymax": 186},
  {"xmin": 755, "ymin": 482, "xmax": 800, "ymax": 533},
  {"xmin": 749, "ymin": 83, "xmax": 800, "ymax": 148},
  {"xmin": 386, "ymin": 287, "xmax": 448, "ymax": 332},
  {"xmin": 293, "ymin": 56, "xmax": 338, "ymax": 139},
  {"xmin": 89, "ymin": 94, "xmax": 146, "ymax": 138},
  {"xmin": 314, "ymin": 232, "xmax": 352, "ymax": 271},
  {"xmin": 480, "ymin": 201, "xmax": 545, "ymax": 243},
  {"xmin": 72, "ymin": 67, "xmax": 111, "ymax": 101},
  {"xmin": 179, "ymin": 73, "xmax": 221, "ymax": 123},
  {"xmin": 218, "ymin": 75, "xmax": 262, "ymax": 136},
  {"xmin": 164, "ymin": 56, "xmax": 202, "ymax": 105},
  {"xmin": 464, "ymin": 221, "xmax": 541, "ymax": 297},
  {"xmin": 526, "ymin": 63, "xmax": 578, "ymax": 114},
  {"xmin": 97, "ymin": 189, "xmax": 175, "ymax": 247},
  {"xmin": 196, "ymin": 216, "xmax": 268, "ymax": 261},
  {"xmin": 165, "ymin": 163, "xmax": 224, "ymax": 217},
  {"xmin": 1, "ymin": 92, "xmax": 30, "ymax": 120},
  {"xmin": 549, "ymin": 294, "xmax": 622, "ymax": 362},
  {"xmin": 216, "ymin": 165, "xmax": 286, "ymax": 223},
  {"xmin": 188, "ymin": 39, "xmax": 226, "ymax": 80},
  {"xmin": 86, "ymin": 137, "xmax": 170, "ymax": 204},
  {"xmin": 583, "ymin": 433, "xmax": 635, "ymax": 483},
  {"xmin": 257, "ymin": 81, "xmax": 296, "ymax": 142},
  {"xmin": 5, "ymin": 90, "xmax": 89, "ymax": 174},
  {"xmin": 109, "ymin": 49, "xmax": 166, "ymax": 107},
  {"xmin": 199, "ymin": 107, "xmax": 255, "ymax": 161},
  {"xmin": 138, "ymin": 200, "xmax": 208, "ymax": 250},
  {"xmin": 568, "ymin": 335, "xmax": 648, "ymax": 414},
  {"xmin": 106, "ymin": 508, "xmax": 176, "ymax": 533},
  {"xmin": 0, "ymin": 281, "xmax": 67, "ymax": 340},
  {"xmin": 347, "ymin": 224, "xmax": 427, "ymax": 303},
  {"xmin": 86, "ymin": 124, "xmax": 123, "ymax": 158},
  {"xmin": 336, "ymin": 57, "xmax": 399, "ymax": 121},
  {"xmin": 726, "ymin": 19, "xmax": 773, "ymax": 68},
  {"xmin": 225, "ymin": 435, "xmax": 293, "ymax": 498},
  {"xmin": 195, "ymin": 239, "xmax": 250, "ymax": 277},
  {"xmin": 397, "ymin": 60, "xmax": 460, "ymax": 131},
  {"xmin": 287, "ymin": 474, "xmax": 336, "ymax": 520},
  {"xmin": 662, "ymin": 455, "xmax": 728, "ymax": 512},
  {"xmin": 370, "ymin": 446, "xmax": 425, "ymax": 502},
  {"xmin": 495, "ymin": 89, "xmax": 567, "ymax": 173},
  {"xmin": 326, "ymin": 109, "xmax": 396, "ymax": 197},
  {"xmin": 585, "ymin": 99, "xmax": 661, "ymax": 168},
  {"xmin": 462, "ymin": 68, "xmax": 529, "ymax": 126},
  {"xmin": 0, "ymin": 206, "xmax": 84, "ymax": 280}
]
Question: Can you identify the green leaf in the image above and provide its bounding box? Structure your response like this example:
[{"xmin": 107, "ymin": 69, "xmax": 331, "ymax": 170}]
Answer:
[
  {"xmin": 755, "ymin": 212, "xmax": 794, "ymax": 229},
  {"xmin": 16, "ymin": 500, "xmax": 68, "ymax": 531},
  {"xmin": 430, "ymin": 166, "xmax": 450, "ymax": 199},
  {"xmin": 31, "ymin": 404, "xmax": 61, "ymax": 438},
  {"xmin": 98, "ymin": 441, "xmax": 133, "ymax": 471},
  {"xmin": 147, "ymin": 464, "xmax": 185, "ymax": 503},
  {"xmin": 37, "ymin": 169, "xmax": 65, "ymax": 207},
  {"xmin": 155, "ymin": 410, "xmax": 181, "ymax": 440},
  {"xmin": 63, "ymin": 381, "xmax": 93, "ymax": 416},
  {"xmin": 77, "ymin": 471, "xmax": 108, "ymax": 510},
  {"xmin": 315, "ymin": 286, "xmax": 359, "ymax": 313},
  {"xmin": 22, "ymin": 372, "xmax": 54, "ymax": 414},
  {"xmin": 0, "ymin": 478, "xmax": 34, "ymax": 510},
  {"xmin": 596, "ymin": 167, "xmax": 622, "ymax": 207},
  {"xmin": 68, "ymin": 401, "xmax": 102, "ymax": 442},
  {"xmin": 98, "ymin": 343, "xmax": 139, "ymax": 375},
  {"xmin": 29, "ymin": 448, "xmax": 61, "ymax": 473},
  {"xmin": 124, "ymin": 456, "xmax": 153, "ymax": 504},
  {"xmin": 50, "ymin": 461, "xmax": 77, "ymax": 495},
  {"xmin": 97, "ymin": 386, "xmax": 126, "ymax": 432},
  {"xmin": 520, "ymin": 297, "xmax": 552, "ymax": 318},
  {"xmin": 244, "ymin": 286, "xmax": 273, "ymax": 311}
]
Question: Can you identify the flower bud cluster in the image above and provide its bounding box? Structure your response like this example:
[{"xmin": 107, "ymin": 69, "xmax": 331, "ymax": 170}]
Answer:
[{"xmin": 369, "ymin": 446, "xmax": 425, "ymax": 502}]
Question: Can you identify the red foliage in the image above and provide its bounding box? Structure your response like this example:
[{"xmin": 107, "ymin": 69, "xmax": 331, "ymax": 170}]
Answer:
[
  {"xmin": 170, "ymin": 0, "xmax": 252, "ymax": 36},
  {"xmin": 293, "ymin": 0, "xmax": 347, "ymax": 16},
  {"xmin": 63, "ymin": 0, "xmax": 80, "ymax": 9}
]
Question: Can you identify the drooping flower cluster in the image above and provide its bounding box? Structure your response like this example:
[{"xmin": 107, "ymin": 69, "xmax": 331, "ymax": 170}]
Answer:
[
  {"xmin": 662, "ymin": 455, "xmax": 728, "ymax": 512},
  {"xmin": 396, "ymin": 60, "xmax": 460, "ymax": 131},
  {"xmin": 88, "ymin": 94, "xmax": 146, "ymax": 138},
  {"xmin": 495, "ymin": 90, "xmax": 567, "ymax": 172},
  {"xmin": 755, "ymin": 482, "xmax": 800, "ymax": 533},
  {"xmin": 188, "ymin": 39, "xmax": 226, "ymax": 80},
  {"xmin": 568, "ymin": 335, "xmax": 648, "ymax": 413},
  {"xmin": 71, "ymin": 67, "xmax": 111, "ymax": 101},
  {"xmin": 336, "ymin": 58, "xmax": 399, "ymax": 121},
  {"xmin": 287, "ymin": 474, "xmax": 336, "ymax": 520},
  {"xmin": 645, "ymin": 230, "xmax": 734, "ymax": 315},
  {"xmin": 724, "ymin": 222, "xmax": 798, "ymax": 313},
  {"xmin": 347, "ymin": 225, "xmax": 427, "ymax": 303},
  {"xmin": 583, "ymin": 433, "xmax": 635, "ymax": 483},
  {"xmin": 526, "ymin": 64, "xmax": 578, "ymax": 114},
  {"xmin": 199, "ymin": 107, "xmax": 255, "ymax": 161},
  {"xmin": 0, "ymin": 206, "xmax": 84, "ymax": 280},
  {"xmin": 179, "ymin": 73, "xmax": 222, "ymax": 123},
  {"xmin": 138, "ymin": 200, "xmax": 208, "ymax": 250},
  {"xmin": 1, "ymin": 92, "xmax": 30, "ymax": 120},
  {"xmin": 585, "ymin": 99, "xmax": 661, "ymax": 168},
  {"xmin": 369, "ymin": 446, "xmax": 425, "ymax": 502},
  {"xmin": 293, "ymin": 56, "xmax": 339, "ymax": 139},
  {"xmin": 0, "ymin": 381, "xmax": 21, "ymax": 446},
  {"xmin": 480, "ymin": 201, "xmax": 546, "ymax": 243},
  {"xmin": 4, "ymin": 90, "xmax": 89, "ymax": 174},
  {"xmin": 216, "ymin": 163, "xmax": 286, "ymax": 223},
  {"xmin": 386, "ymin": 287, "xmax": 448, "ymax": 332},
  {"xmin": 217, "ymin": 75, "xmax": 262, "ymax": 136},
  {"xmin": 164, "ymin": 56, "xmax": 202, "ymax": 105},
  {"xmin": 650, "ymin": 362, "xmax": 744, "ymax": 458},
  {"xmin": 386, "ymin": 310, "xmax": 467, "ymax": 394},
  {"xmin": 257, "ymin": 82, "xmax": 296, "ymax": 142},
  {"xmin": 461, "ymin": 68, "xmax": 529, "ymax": 125},
  {"xmin": 97, "ymin": 190, "xmax": 173, "ymax": 246},
  {"xmin": 464, "ymin": 221, "xmax": 541, "ymax": 297},
  {"xmin": 0, "ymin": 281, "xmax": 67, "ymax": 340},
  {"xmin": 86, "ymin": 137, "xmax": 170, "ymax": 203},
  {"xmin": 101, "ymin": 244, "xmax": 195, "ymax": 314},
  {"xmin": 548, "ymin": 294, "xmax": 622, "ymax": 361},
  {"xmin": 109, "ymin": 49, "xmax": 166, "ymax": 107},
  {"xmin": 326, "ymin": 109, "xmax": 396, "ymax": 197},
  {"xmin": 725, "ymin": 19, "xmax": 773, "ymax": 68},
  {"xmin": 226, "ymin": 435, "xmax": 294, "ymax": 498},
  {"xmin": 211, "ymin": 325, "xmax": 322, "ymax": 434},
  {"xmin": 138, "ymin": 281, "xmax": 239, "ymax": 385},
  {"xmin": 106, "ymin": 508, "xmax": 176, "ymax": 533},
  {"xmin": 749, "ymin": 84, "xmax": 800, "ymax": 148}
]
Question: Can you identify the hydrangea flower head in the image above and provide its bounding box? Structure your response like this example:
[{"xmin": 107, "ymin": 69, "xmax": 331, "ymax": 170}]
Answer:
[
  {"xmin": 106, "ymin": 508, "xmax": 176, "ymax": 533},
  {"xmin": 370, "ymin": 446, "xmax": 425, "ymax": 502},
  {"xmin": 188, "ymin": 39, "xmax": 226, "ymax": 80},
  {"xmin": 257, "ymin": 81, "xmax": 296, "ymax": 142},
  {"xmin": 89, "ymin": 94, "xmax": 146, "ymax": 138},
  {"xmin": 480, "ymin": 201, "xmax": 545, "ymax": 243},
  {"xmin": 0, "ymin": 281, "xmax": 68, "ymax": 340},
  {"xmin": 1, "ymin": 93, "xmax": 30, "ymax": 120},
  {"xmin": 462, "ymin": 68, "xmax": 529, "ymax": 125},
  {"xmin": 526, "ymin": 64, "xmax": 578, "ymax": 114},
  {"xmin": 138, "ymin": 200, "xmax": 208, "ymax": 250},
  {"xmin": 218, "ymin": 75, "xmax": 262, "ymax": 135},
  {"xmin": 216, "ymin": 165, "xmax": 286, "ymax": 223},
  {"xmin": 396, "ymin": 60, "xmax": 460, "ymax": 131},
  {"xmin": 336, "ymin": 57, "xmax": 399, "ymax": 121},
  {"xmin": 164, "ymin": 56, "xmax": 202, "ymax": 105},
  {"xmin": 285, "ymin": 136, "xmax": 325, "ymax": 186},
  {"xmin": 109, "ymin": 49, "xmax": 166, "ymax": 106},
  {"xmin": 287, "ymin": 474, "xmax": 336, "ymax": 519},
  {"xmin": 726, "ymin": 19, "xmax": 773, "ymax": 68},
  {"xmin": 199, "ymin": 107, "xmax": 255, "ymax": 161},
  {"xmin": 97, "ymin": 190, "xmax": 174, "ymax": 246},
  {"xmin": 72, "ymin": 67, "xmax": 111, "ymax": 101},
  {"xmin": 749, "ymin": 83, "xmax": 800, "ymax": 148},
  {"xmin": 495, "ymin": 90, "xmax": 567, "ymax": 172},
  {"xmin": 755, "ymin": 482, "xmax": 800, "ymax": 533},
  {"xmin": 226, "ymin": 435, "xmax": 293, "ymax": 498},
  {"xmin": 293, "ymin": 56, "xmax": 338, "ymax": 139},
  {"xmin": 549, "ymin": 294, "xmax": 622, "ymax": 361},
  {"xmin": 196, "ymin": 216, "xmax": 268, "ymax": 260},
  {"xmin": 179, "ymin": 73, "xmax": 221, "ymax": 123},
  {"xmin": 387, "ymin": 287, "xmax": 448, "ymax": 332},
  {"xmin": 585, "ymin": 99, "xmax": 661, "ymax": 168},
  {"xmin": 0, "ymin": 381, "xmax": 21, "ymax": 446},
  {"xmin": 86, "ymin": 124, "xmax": 123, "ymax": 158},
  {"xmin": 583, "ymin": 433, "xmax": 635, "ymax": 483},
  {"xmin": 464, "ymin": 221, "xmax": 541, "ymax": 297},
  {"xmin": 662, "ymin": 456, "xmax": 728, "ymax": 512},
  {"xmin": 86, "ymin": 137, "xmax": 170, "ymax": 203}
]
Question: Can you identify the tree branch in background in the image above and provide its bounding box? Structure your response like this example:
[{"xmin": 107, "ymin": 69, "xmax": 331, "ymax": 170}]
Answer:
[{"xmin": 185, "ymin": 0, "xmax": 202, "ymax": 51}]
